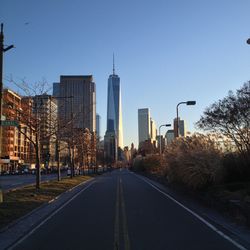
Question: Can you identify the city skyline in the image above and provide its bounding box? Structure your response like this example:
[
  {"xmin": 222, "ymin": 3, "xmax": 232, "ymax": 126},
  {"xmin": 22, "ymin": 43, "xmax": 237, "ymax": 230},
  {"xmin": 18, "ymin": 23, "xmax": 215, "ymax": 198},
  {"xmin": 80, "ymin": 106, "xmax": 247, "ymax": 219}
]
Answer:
[
  {"xmin": 1, "ymin": 0, "xmax": 250, "ymax": 147},
  {"xmin": 0, "ymin": 2, "xmax": 249, "ymax": 249}
]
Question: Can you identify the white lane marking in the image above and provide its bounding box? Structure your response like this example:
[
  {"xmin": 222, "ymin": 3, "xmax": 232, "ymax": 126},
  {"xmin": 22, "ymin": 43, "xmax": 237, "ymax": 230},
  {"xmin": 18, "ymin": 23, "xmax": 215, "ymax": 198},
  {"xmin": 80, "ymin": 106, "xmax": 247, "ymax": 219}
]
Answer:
[
  {"xmin": 11, "ymin": 182, "xmax": 23, "ymax": 186},
  {"xmin": 132, "ymin": 173, "xmax": 247, "ymax": 250},
  {"xmin": 8, "ymin": 181, "xmax": 95, "ymax": 250}
]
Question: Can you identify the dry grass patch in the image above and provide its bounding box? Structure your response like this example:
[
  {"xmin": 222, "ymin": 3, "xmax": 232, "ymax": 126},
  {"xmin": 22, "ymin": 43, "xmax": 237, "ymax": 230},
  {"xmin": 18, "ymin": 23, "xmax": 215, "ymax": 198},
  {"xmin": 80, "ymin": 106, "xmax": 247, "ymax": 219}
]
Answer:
[{"xmin": 0, "ymin": 175, "xmax": 91, "ymax": 229}]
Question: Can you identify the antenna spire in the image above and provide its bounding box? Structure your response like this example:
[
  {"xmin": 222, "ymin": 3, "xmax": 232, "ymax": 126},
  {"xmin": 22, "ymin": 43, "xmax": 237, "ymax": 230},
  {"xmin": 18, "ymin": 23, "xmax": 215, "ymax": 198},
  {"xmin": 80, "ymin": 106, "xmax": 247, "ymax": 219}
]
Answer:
[{"xmin": 113, "ymin": 53, "xmax": 115, "ymax": 75}]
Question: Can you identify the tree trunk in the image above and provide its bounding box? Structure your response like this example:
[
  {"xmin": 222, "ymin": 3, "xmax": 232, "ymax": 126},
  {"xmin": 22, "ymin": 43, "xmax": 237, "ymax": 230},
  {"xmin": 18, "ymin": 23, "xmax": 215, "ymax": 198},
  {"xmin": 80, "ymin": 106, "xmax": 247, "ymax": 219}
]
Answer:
[
  {"xmin": 35, "ymin": 133, "xmax": 41, "ymax": 189},
  {"xmin": 57, "ymin": 140, "xmax": 61, "ymax": 181}
]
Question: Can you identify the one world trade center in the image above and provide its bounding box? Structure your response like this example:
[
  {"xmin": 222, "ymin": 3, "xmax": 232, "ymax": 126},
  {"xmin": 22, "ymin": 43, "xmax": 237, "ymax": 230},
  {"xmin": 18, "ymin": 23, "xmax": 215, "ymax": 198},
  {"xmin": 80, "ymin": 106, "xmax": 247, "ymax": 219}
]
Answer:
[{"xmin": 105, "ymin": 55, "xmax": 123, "ymax": 161}]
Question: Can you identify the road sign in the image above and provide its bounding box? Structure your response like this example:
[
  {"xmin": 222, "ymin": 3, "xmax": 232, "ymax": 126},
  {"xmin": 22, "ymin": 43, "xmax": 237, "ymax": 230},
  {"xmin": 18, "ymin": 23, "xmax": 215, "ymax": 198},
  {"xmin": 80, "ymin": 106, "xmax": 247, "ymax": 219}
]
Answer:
[{"xmin": 0, "ymin": 120, "xmax": 19, "ymax": 127}]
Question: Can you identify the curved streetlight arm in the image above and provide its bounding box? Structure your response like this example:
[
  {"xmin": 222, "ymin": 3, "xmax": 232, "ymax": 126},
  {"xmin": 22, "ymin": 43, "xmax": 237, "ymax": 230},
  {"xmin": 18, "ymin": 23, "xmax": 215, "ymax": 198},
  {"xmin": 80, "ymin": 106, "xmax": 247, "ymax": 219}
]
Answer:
[
  {"xmin": 176, "ymin": 102, "xmax": 187, "ymax": 138},
  {"xmin": 176, "ymin": 101, "xmax": 196, "ymax": 137},
  {"xmin": 159, "ymin": 123, "xmax": 171, "ymax": 155}
]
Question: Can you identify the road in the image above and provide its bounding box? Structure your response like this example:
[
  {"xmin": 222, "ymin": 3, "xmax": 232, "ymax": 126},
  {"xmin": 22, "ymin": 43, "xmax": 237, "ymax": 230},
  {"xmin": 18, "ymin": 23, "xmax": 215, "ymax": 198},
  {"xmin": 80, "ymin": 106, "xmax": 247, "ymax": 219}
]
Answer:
[
  {"xmin": 0, "ymin": 172, "xmax": 67, "ymax": 191},
  {"xmin": 11, "ymin": 169, "xmax": 245, "ymax": 250}
]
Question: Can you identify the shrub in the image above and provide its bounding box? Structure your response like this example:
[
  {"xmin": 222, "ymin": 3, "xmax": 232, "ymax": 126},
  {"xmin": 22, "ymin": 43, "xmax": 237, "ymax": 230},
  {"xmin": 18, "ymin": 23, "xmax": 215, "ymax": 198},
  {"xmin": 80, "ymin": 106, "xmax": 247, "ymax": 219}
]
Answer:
[
  {"xmin": 132, "ymin": 155, "xmax": 163, "ymax": 174},
  {"xmin": 165, "ymin": 134, "xmax": 223, "ymax": 190},
  {"xmin": 222, "ymin": 152, "xmax": 250, "ymax": 183},
  {"xmin": 132, "ymin": 156, "xmax": 145, "ymax": 172}
]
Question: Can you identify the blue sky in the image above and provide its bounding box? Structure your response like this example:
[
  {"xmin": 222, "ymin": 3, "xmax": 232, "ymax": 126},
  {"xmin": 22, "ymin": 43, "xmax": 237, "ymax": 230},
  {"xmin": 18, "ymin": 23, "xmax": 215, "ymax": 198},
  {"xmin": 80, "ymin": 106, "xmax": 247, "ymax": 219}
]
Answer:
[{"xmin": 1, "ymin": 0, "xmax": 250, "ymax": 147}]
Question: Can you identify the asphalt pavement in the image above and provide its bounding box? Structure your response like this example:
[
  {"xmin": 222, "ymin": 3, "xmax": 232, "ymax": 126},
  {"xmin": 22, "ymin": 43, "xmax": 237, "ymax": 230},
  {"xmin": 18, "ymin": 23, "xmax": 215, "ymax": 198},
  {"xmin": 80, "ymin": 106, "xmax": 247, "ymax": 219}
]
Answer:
[
  {"xmin": 7, "ymin": 169, "xmax": 249, "ymax": 250},
  {"xmin": 0, "ymin": 172, "xmax": 67, "ymax": 191}
]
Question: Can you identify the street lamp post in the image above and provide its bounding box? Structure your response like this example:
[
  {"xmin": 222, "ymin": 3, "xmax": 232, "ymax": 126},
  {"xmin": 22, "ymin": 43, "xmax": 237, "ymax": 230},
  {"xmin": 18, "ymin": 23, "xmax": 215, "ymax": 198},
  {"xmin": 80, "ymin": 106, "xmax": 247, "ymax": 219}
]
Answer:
[
  {"xmin": 159, "ymin": 124, "xmax": 171, "ymax": 155},
  {"xmin": 176, "ymin": 101, "xmax": 196, "ymax": 137}
]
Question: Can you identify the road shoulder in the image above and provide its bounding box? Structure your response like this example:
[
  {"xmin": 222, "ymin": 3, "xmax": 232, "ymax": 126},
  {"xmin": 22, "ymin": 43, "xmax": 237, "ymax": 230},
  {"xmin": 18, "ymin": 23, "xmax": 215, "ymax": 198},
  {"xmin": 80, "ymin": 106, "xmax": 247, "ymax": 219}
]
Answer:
[{"xmin": 131, "ymin": 171, "xmax": 250, "ymax": 250}]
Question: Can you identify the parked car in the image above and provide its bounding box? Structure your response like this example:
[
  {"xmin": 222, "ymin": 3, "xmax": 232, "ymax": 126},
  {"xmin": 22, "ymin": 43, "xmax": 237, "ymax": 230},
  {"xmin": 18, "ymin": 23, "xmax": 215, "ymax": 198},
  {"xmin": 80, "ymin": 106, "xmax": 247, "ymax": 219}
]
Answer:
[
  {"xmin": 0, "ymin": 170, "xmax": 9, "ymax": 175},
  {"xmin": 67, "ymin": 169, "xmax": 71, "ymax": 176},
  {"xmin": 23, "ymin": 168, "xmax": 29, "ymax": 174}
]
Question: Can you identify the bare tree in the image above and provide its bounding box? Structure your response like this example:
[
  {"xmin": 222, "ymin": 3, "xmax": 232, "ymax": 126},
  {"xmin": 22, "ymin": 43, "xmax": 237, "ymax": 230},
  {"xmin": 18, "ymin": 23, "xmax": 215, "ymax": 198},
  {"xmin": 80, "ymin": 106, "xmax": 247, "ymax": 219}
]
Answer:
[
  {"xmin": 3, "ymin": 78, "xmax": 58, "ymax": 188},
  {"xmin": 196, "ymin": 82, "xmax": 250, "ymax": 154},
  {"xmin": 4, "ymin": 76, "xmax": 97, "ymax": 185},
  {"xmin": 90, "ymin": 131, "xmax": 97, "ymax": 172}
]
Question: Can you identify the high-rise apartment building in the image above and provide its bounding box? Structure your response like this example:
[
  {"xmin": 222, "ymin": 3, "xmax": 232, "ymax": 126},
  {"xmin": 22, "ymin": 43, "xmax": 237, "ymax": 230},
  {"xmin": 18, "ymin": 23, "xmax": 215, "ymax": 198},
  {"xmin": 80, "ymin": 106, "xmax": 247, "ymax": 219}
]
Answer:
[
  {"xmin": 138, "ymin": 108, "xmax": 151, "ymax": 145},
  {"xmin": 53, "ymin": 75, "xmax": 96, "ymax": 132}
]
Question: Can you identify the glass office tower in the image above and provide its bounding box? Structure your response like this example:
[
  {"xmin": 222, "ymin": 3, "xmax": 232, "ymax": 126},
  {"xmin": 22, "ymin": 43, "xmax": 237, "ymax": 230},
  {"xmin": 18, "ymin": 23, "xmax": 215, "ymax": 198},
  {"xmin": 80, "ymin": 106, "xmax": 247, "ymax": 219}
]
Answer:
[{"xmin": 106, "ymin": 59, "xmax": 123, "ymax": 149}]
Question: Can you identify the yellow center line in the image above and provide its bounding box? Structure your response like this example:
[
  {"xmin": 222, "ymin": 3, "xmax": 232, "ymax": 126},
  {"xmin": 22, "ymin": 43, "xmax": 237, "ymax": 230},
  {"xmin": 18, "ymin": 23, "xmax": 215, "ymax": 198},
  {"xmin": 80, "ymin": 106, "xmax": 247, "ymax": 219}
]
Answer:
[
  {"xmin": 114, "ymin": 176, "xmax": 130, "ymax": 250},
  {"xmin": 120, "ymin": 178, "xmax": 131, "ymax": 250}
]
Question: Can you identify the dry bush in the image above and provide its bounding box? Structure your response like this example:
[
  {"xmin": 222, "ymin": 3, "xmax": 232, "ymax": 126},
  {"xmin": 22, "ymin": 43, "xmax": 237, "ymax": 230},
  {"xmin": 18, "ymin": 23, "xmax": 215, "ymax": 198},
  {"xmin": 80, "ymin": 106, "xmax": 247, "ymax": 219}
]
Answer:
[
  {"xmin": 165, "ymin": 134, "xmax": 223, "ymax": 190},
  {"xmin": 132, "ymin": 154, "xmax": 163, "ymax": 174},
  {"xmin": 222, "ymin": 152, "xmax": 250, "ymax": 183}
]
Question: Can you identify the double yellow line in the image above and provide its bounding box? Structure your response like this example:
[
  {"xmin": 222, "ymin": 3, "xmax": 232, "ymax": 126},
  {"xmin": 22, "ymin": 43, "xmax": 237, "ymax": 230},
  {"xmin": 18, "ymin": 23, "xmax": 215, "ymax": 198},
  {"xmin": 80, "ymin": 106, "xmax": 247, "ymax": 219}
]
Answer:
[{"xmin": 114, "ymin": 177, "xmax": 130, "ymax": 250}]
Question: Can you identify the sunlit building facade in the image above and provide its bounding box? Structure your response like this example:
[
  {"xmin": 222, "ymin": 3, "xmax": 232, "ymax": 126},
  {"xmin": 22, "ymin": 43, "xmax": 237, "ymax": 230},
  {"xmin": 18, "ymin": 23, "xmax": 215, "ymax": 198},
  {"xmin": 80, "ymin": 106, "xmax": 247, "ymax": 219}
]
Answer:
[
  {"xmin": 174, "ymin": 118, "xmax": 186, "ymax": 137},
  {"xmin": 150, "ymin": 118, "xmax": 157, "ymax": 143},
  {"xmin": 138, "ymin": 108, "xmax": 151, "ymax": 145},
  {"xmin": 0, "ymin": 89, "xmax": 35, "ymax": 172},
  {"xmin": 54, "ymin": 75, "xmax": 96, "ymax": 132}
]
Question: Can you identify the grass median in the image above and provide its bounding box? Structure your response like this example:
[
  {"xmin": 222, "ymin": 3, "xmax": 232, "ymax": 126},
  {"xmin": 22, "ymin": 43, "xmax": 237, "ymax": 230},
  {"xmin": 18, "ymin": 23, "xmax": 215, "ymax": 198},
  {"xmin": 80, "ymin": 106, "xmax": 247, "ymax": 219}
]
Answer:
[{"xmin": 0, "ymin": 175, "xmax": 92, "ymax": 230}]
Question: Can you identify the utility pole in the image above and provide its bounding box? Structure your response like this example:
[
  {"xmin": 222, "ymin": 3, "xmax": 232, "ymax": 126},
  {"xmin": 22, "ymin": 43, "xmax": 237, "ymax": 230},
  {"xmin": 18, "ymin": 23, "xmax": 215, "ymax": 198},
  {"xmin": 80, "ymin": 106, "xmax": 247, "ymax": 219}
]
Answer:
[
  {"xmin": 0, "ymin": 23, "xmax": 14, "ymax": 156},
  {"xmin": 0, "ymin": 24, "xmax": 3, "ymax": 162},
  {"xmin": 70, "ymin": 96, "xmax": 74, "ymax": 178},
  {"xmin": 0, "ymin": 24, "xmax": 4, "ymax": 130},
  {"xmin": 0, "ymin": 24, "xmax": 14, "ymax": 201}
]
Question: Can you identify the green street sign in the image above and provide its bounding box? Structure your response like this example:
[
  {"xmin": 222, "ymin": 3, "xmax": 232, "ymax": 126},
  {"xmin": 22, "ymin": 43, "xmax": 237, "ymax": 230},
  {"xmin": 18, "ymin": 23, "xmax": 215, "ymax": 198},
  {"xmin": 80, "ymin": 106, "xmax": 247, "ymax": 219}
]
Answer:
[{"xmin": 0, "ymin": 120, "xmax": 19, "ymax": 127}]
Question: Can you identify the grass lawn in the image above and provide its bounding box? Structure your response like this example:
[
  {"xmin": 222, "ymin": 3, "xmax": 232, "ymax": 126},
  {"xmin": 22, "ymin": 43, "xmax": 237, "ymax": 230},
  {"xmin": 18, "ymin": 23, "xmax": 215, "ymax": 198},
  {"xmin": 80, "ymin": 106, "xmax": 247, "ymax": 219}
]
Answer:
[{"xmin": 0, "ymin": 175, "xmax": 92, "ymax": 230}]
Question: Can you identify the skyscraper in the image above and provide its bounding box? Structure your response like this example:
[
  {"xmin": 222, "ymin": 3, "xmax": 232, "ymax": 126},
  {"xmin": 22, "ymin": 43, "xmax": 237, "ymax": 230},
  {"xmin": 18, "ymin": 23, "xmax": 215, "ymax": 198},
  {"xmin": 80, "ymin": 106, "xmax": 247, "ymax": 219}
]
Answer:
[
  {"xmin": 96, "ymin": 113, "xmax": 101, "ymax": 139},
  {"xmin": 166, "ymin": 129, "xmax": 175, "ymax": 145},
  {"xmin": 53, "ymin": 75, "xmax": 96, "ymax": 132},
  {"xmin": 138, "ymin": 108, "xmax": 151, "ymax": 145},
  {"xmin": 104, "ymin": 56, "xmax": 123, "ymax": 162},
  {"xmin": 150, "ymin": 118, "xmax": 157, "ymax": 143},
  {"xmin": 106, "ymin": 56, "xmax": 123, "ymax": 148},
  {"xmin": 174, "ymin": 118, "xmax": 186, "ymax": 137}
]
